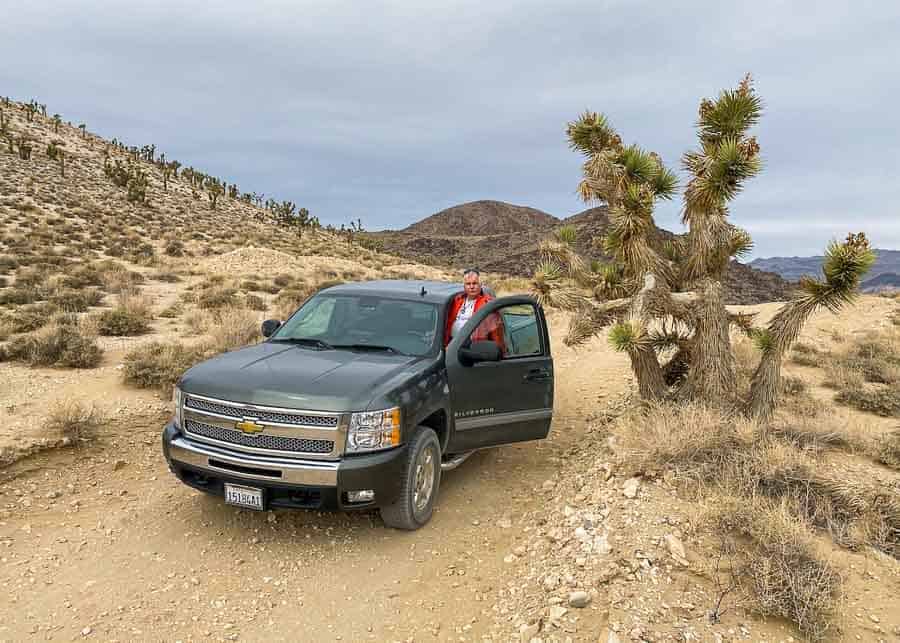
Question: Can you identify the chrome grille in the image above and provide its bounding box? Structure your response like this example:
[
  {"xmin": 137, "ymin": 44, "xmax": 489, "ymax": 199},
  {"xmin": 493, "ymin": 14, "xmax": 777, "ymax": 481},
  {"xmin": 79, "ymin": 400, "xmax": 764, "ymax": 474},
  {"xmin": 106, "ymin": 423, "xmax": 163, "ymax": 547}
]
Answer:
[
  {"xmin": 185, "ymin": 397, "xmax": 338, "ymax": 427},
  {"xmin": 185, "ymin": 419, "xmax": 334, "ymax": 454}
]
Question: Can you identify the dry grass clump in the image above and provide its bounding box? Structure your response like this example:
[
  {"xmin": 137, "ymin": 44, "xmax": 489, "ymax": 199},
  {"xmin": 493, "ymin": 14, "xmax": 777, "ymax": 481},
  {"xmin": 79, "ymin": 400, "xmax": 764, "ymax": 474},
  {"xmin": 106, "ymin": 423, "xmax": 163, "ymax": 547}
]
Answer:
[
  {"xmin": 122, "ymin": 341, "xmax": 208, "ymax": 390},
  {"xmin": 205, "ymin": 308, "xmax": 263, "ymax": 353},
  {"xmin": 198, "ymin": 286, "xmax": 237, "ymax": 309},
  {"xmin": 45, "ymin": 399, "xmax": 105, "ymax": 444},
  {"xmin": 0, "ymin": 315, "xmax": 102, "ymax": 368},
  {"xmin": 96, "ymin": 293, "xmax": 154, "ymax": 336},
  {"xmin": 838, "ymin": 330, "xmax": 900, "ymax": 385},
  {"xmin": 707, "ymin": 497, "xmax": 840, "ymax": 642},
  {"xmin": 244, "ymin": 293, "xmax": 266, "ymax": 311}
]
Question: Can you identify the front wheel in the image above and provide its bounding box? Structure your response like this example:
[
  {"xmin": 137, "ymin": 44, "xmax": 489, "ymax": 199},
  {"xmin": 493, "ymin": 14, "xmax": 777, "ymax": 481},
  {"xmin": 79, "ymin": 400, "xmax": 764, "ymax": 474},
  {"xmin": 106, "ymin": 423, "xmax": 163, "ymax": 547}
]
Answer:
[{"xmin": 380, "ymin": 427, "xmax": 441, "ymax": 530}]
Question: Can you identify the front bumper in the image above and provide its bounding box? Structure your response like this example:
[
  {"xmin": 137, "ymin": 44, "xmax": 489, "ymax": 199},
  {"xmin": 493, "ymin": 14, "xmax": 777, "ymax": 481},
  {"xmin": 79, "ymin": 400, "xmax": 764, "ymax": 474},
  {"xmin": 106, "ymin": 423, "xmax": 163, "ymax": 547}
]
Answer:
[{"xmin": 162, "ymin": 422, "xmax": 407, "ymax": 510}]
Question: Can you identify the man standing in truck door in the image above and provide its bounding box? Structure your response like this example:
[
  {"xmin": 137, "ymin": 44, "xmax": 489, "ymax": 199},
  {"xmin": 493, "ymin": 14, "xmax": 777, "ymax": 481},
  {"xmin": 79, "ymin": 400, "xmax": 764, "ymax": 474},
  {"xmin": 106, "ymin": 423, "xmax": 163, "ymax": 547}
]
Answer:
[{"xmin": 444, "ymin": 268, "xmax": 505, "ymax": 354}]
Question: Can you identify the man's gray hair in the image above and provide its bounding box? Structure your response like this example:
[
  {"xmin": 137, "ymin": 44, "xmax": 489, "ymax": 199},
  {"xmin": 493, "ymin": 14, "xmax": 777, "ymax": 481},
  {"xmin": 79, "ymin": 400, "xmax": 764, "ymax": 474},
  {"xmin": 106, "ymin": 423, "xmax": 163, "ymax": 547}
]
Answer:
[{"xmin": 463, "ymin": 268, "xmax": 480, "ymax": 278}]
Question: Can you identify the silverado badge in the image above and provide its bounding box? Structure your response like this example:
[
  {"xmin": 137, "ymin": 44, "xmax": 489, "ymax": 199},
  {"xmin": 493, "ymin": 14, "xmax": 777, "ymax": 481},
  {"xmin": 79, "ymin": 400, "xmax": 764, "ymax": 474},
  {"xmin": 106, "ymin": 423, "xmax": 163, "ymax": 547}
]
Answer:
[{"xmin": 235, "ymin": 418, "xmax": 265, "ymax": 434}]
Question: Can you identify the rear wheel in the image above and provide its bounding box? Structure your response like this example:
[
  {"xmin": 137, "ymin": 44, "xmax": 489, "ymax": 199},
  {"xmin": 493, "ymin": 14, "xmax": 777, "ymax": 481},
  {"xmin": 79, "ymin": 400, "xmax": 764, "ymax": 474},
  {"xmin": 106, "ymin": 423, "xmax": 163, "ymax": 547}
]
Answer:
[{"xmin": 379, "ymin": 427, "xmax": 441, "ymax": 530}]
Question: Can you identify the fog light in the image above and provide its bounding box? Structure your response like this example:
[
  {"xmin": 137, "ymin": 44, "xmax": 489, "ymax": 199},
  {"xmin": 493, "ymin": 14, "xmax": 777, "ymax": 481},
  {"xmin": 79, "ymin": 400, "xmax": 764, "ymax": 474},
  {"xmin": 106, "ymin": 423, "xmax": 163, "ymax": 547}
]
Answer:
[{"xmin": 347, "ymin": 490, "xmax": 375, "ymax": 503}]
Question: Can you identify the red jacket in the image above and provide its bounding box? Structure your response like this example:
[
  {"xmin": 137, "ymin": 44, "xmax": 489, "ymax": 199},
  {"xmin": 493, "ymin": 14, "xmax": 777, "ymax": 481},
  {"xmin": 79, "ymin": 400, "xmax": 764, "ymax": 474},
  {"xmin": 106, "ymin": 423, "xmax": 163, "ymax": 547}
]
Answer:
[{"xmin": 444, "ymin": 292, "xmax": 505, "ymax": 353}]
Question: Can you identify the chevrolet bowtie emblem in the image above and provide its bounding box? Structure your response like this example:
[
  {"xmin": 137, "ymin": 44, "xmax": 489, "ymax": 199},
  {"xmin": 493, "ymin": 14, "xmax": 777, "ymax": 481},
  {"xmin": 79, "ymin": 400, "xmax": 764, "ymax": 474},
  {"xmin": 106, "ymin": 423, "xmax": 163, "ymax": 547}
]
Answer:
[{"xmin": 235, "ymin": 418, "xmax": 265, "ymax": 434}]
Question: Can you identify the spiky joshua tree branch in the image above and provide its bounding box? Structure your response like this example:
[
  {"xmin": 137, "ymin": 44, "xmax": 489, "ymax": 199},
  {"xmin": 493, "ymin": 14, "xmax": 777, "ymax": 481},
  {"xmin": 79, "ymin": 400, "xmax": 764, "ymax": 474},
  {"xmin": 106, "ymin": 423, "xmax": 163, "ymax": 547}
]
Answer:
[{"xmin": 532, "ymin": 75, "xmax": 873, "ymax": 420}]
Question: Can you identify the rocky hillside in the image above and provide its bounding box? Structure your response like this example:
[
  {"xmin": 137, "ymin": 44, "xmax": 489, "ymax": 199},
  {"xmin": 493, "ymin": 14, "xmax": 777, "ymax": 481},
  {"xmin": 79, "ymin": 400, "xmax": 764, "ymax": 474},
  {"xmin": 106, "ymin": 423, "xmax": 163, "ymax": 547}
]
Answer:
[{"xmin": 375, "ymin": 201, "xmax": 793, "ymax": 304}]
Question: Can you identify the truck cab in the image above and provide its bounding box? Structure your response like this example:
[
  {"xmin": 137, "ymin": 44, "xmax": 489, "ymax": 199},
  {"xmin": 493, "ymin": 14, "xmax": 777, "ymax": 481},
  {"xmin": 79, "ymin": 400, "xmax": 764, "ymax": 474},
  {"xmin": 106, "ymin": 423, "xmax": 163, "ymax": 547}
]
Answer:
[{"xmin": 162, "ymin": 280, "xmax": 554, "ymax": 529}]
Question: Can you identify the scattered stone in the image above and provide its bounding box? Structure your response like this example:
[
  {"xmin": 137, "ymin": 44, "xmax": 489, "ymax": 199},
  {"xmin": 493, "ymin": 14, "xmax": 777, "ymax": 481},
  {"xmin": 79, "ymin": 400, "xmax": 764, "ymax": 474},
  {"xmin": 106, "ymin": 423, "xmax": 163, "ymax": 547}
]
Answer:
[
  {"xmin": 622, "ymin": 477, "xmax": 640, "ymax": 499},
  {"xmin": 112, "ymin": 460, "xmax": 127, "ymax": 471},
  {"xmin": 548, "ymin": 605, "xmax": 567, "ymax": 622},
  {"xmin": 81, "ymin": 626, "xmax": 92, "ymax": 636},
  {"xmin": 664, "ymin": 534, "xmax": 688, "ymax": 565},
  {"xmin": 568, "ymin": 591, "xmax": 591, "ymax": 608},
  {"xmin": 519, "ymin": 622, "xmax": 540, "ymax": 639}
]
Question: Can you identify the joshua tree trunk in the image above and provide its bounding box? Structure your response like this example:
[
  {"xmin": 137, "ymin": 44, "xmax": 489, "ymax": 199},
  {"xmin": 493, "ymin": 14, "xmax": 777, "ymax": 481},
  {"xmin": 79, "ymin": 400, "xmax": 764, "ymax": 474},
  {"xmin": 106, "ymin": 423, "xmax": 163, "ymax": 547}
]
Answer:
[{"xmin": 679, "ymin": 279, "xmax": 736, "ymax": 403}]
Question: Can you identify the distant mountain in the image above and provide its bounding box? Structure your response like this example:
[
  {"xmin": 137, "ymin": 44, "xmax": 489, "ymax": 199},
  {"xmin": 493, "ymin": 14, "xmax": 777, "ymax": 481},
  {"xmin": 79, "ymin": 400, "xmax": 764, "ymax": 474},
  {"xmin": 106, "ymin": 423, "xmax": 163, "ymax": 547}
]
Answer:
[
  {"xmin": 750, "ymin": 249, "xmax": 900, "ymax": 283},
  {"xmin": 860, "ymin": 272, "xmax": 900, "ymax": 293},
  {"xmin": 373, "ymin": 200, "xmax": 792, "ymax": 304}
]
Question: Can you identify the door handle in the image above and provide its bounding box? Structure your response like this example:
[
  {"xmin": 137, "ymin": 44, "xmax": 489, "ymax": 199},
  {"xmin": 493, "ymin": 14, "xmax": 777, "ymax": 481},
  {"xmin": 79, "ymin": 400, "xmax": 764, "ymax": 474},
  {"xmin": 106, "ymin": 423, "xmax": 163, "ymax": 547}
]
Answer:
[{"xmin": 523, "ymin": 368, "xmax": 550, "ymax": 382}]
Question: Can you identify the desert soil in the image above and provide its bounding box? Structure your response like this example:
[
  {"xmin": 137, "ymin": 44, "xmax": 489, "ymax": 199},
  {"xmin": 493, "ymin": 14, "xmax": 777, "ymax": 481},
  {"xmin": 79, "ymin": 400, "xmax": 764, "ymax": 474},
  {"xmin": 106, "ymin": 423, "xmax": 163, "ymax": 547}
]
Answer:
[{"xmin": 2, "ymin": 298, "xmax": 899, "ymax": 642}]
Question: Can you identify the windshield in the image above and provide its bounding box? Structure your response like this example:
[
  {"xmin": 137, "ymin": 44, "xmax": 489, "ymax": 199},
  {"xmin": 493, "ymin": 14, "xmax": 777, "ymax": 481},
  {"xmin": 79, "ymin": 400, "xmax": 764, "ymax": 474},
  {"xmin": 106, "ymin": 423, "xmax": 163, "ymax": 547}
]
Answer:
[{"xmin": 271, "ymin": 293, "xmax": 439, "ymax": 356}]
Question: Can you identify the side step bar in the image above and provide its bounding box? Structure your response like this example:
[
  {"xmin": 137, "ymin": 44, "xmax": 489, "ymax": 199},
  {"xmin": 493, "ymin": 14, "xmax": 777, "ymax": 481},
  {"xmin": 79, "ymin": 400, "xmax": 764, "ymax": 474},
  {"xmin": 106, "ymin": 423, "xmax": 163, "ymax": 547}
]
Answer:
[{"xmin": 441, "ymin": 451, "xmax": 475, "ymax": 472}]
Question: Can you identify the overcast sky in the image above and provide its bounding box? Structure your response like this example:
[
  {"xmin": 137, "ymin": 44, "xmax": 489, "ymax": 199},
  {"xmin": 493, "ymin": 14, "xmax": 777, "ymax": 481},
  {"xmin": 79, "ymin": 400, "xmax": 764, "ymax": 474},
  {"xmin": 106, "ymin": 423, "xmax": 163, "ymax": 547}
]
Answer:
[{"xmin": 2, "ymin": 0, "xmax": 897, "ymax": 258}]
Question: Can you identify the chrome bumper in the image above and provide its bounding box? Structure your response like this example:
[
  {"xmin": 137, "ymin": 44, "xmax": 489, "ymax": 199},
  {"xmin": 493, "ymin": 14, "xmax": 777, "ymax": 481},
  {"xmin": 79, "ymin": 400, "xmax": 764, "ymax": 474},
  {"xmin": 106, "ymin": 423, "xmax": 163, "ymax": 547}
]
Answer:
[{"xmin": 169, "ymin": 435, "xmax": 339, "ymax": 486}]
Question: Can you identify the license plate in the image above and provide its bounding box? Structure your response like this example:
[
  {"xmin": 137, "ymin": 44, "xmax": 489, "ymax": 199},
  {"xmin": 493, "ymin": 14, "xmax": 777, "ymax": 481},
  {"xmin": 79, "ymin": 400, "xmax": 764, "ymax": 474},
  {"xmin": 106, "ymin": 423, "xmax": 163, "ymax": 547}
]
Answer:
[{"xmin": 224, "ymin": 483, "xmax": 264, "ymax": 510}]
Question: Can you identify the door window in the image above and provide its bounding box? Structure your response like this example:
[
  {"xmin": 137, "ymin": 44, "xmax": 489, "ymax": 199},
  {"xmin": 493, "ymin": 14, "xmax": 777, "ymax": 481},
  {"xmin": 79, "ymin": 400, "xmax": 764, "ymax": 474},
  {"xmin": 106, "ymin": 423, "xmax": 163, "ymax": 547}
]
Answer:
[{"xmin": 467, "ymin": 303, "xmax": 541, "ymax": 359}]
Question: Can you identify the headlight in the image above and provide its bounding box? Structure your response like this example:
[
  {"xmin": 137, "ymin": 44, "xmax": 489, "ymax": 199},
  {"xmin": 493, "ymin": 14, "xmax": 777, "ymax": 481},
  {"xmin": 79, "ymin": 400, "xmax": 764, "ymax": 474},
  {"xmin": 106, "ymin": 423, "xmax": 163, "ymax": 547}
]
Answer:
[
  {"xmin": 346, "ymin": 407, "xmax": 401, "ymax": 453},
  {"xmin": 172, "ymin": 386, "xmax": 184, "ymax": 429}
]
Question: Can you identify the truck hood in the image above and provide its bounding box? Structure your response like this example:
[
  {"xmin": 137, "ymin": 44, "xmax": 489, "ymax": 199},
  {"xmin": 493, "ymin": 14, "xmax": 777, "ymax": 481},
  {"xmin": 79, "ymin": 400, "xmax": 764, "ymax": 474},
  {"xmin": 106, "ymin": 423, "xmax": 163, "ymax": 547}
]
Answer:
[{"xmin": 179, "ymin": 342, "xmax": 432, "ymax": 412}]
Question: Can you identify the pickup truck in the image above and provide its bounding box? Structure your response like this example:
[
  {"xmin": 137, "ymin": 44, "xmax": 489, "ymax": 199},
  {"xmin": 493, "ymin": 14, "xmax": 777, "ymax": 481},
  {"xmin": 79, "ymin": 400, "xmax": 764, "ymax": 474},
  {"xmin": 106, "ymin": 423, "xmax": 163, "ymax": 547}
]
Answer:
[{"xmin": 162, "ymin": 280, "xmax": 554, "ymax": 529}]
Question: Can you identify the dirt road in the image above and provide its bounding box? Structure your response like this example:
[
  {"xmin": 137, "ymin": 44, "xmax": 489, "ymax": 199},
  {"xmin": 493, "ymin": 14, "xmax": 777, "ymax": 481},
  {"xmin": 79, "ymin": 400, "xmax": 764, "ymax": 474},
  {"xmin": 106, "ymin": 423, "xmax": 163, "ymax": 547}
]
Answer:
[{"xmin": 0, "ymin": 313, "xmax": 628, "ymax": 642}]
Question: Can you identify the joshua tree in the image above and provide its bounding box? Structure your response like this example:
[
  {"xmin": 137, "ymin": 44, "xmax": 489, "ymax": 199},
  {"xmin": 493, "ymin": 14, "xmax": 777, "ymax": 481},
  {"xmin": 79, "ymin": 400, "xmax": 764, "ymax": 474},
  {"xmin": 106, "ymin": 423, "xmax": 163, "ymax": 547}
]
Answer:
[
  {"xmin": 16, "ymin": 136, "xmax": 32, "ymax": 160},
  {"xmin": 78, "ymin": 123, "xmax": 86, "ymax": 138},
  {"xmin": 46, "ymin": 141, "xmax": 61, "ymax": 159},
  {"xmin": 59, "ymin": 149, "xmax": 66, "ymax": 178},
  {"xmin": 25, "ymin": 101, "xmax": 37, "ymax": 122},
  {"xmin": 533, "ymin": 76, "xmax": 874, "ymax": 421},
  {"xmin": 206, "ymin": 178, "xmax": 224, "ymax": 210},
  {"xmin": 0, "ymin": 109, "xmax": 5, "ymax": 130},
  {"xmin": 52, "ymin": 113, "xmax": 61, "ymax": 133},
  {"xmin": 162, "ymin": 164, "xmax": 172, "ymax": 192},
  {"xmin": 126, "ymin": 167, "xmax": 149, "ymax": 204}
]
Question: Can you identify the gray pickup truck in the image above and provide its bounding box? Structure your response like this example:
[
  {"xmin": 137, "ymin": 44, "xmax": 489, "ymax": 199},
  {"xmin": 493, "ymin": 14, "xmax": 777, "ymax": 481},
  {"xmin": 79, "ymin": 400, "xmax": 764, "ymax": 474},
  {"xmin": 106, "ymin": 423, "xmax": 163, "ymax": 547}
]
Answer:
[{"xmin": 162, "ymin": 280, "xmax": 554, "ymax": 529}]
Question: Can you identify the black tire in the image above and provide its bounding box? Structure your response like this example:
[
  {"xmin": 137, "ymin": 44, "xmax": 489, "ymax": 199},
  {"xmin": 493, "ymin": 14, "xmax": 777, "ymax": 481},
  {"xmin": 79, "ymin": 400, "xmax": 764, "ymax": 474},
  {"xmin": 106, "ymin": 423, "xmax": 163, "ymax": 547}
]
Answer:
[{"xmin": 379, "ymin": 427, "xmax": 441, "ymax": 530}]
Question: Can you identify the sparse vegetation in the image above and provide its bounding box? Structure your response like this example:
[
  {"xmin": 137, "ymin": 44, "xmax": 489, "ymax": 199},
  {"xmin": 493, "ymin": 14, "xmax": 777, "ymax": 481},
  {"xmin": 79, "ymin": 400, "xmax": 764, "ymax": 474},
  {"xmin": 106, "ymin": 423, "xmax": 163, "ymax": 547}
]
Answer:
[
  {"xmin": 96, "ymin": 294, "xmax": 154, "ymax": 336},
  {"xmin": 0, "ymin": 317, "xmax": 102, "ymax": 368},
  {"xmin": 45, "ymin": 399, "xmax": 105, "ymax": 444},
  {"xmin": 122, "ymin": 341, "xmax": 207, "ymax": 390}
]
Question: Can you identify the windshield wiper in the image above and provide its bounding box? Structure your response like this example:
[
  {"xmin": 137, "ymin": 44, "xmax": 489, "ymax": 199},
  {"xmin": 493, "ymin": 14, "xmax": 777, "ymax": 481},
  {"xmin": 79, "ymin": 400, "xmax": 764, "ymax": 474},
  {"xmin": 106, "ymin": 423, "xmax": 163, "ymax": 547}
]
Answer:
[
  {"xmin": 270, "ymin": 337, "xmax": 334, "ymax": 350},
  {"xmin": 332, "ymin": 343, "xmax": 407, "ymax": 356}
]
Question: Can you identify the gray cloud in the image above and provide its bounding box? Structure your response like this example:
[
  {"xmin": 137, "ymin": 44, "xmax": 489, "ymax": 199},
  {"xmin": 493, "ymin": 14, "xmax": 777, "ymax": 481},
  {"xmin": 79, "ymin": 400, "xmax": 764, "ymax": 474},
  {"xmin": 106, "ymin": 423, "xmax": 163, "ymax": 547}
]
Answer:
[{"xmin": 2, "ymin": 0, "xmax": 897, "ymax": 257}]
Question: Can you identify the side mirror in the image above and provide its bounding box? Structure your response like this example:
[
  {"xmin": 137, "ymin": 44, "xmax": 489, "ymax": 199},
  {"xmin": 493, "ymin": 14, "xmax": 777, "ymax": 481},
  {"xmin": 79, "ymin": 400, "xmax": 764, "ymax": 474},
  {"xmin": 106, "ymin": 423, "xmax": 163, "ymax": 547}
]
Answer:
[
  {"xmin": 261, "ymin": 319, "xmax": 282, "ymax": 338},
  {"xmin": 458, "ymin": 340, "xmax": 500, "ymax": 365}
]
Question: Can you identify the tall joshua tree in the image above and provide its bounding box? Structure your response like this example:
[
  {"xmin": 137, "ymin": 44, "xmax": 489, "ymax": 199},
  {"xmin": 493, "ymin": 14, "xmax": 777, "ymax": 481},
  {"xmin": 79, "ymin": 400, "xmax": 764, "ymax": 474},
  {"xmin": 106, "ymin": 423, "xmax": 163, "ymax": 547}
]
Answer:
[{"xmin": 533, "ymin": 76, "xmax": 874, "ymax": 420}]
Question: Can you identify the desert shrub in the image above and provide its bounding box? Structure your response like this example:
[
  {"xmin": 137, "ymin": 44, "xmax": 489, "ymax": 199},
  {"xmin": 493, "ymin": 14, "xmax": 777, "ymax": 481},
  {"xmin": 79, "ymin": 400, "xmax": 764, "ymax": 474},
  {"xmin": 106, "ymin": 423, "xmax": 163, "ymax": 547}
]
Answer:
[
  {"xmin": 59, "ymin": 263, "xmax": 105, "ymax": 289},
  {"xmin": 45, "ymin": 400, "xmax": 105, "ymax": 444},
  {"xmin": 126, "ymin": 242, "xmax": 156, "ymax": 265},
  {"xmin": 1, "ymin": 319, "xmax": 102, "ymax": 368},
  {"xmin": 2, "ymin": 302, "xmax": 57, "ymax": 333},
  {"xmin": 0, "ymin": 255, "xmax": 17, "ymax": 272},
  {"xmin": 0, "ymin": 287, "xmax": 39, "ymax": 305},
  {"xmin": 834, "ymin": 385, "xmax": 900, "ymax": 417},
  {"xmin": 122, "ymin": 341, "xmax": 208, "ymax": 390},
  {"xmin": 273, "ymin": 273, "xmax": 294, "ymax": 287},
  {"xmin": 244, "ymin": 294, "xmax": 266, "ymax": 311},
  {"xmin": 779, "ymin": 374, "xmax": 806, "ymax": 396},
  {"xmin": 791, "ymin": 342, "xmax": 825, "ymax": 367},
  {"xmin": 159, "ymin": 302, "xmax": 183, "ymax": 318},
  {"xmin": 206, "ymin": 308, "xmax": 263, "ymax": 353},
  {"xmin": 708, "ymin": 497, "xmax": 840, "ymax": 642},
  {"xmin": 198, "ymin": 287, "xmax": 237, "ymax": 309},
  {"xmin": 96, "ymin": 298, "xmax": 153, "ymax": 336},
  {"xmin": 0, "ymin": 276, "xmax": 6, "ymax": 287},
  {"xmin": 14, "ymin": 265, "xmax": 49, "ymax": 289},
  {"xmin": 890, "ymin": 309, "xmax": 900, "ymax": 326},
  {"xmin": 151, "ymin": 271, "xmax": 181, "ymax": 283},
  {"xmin": 878, "ymin": 430, "xmax": 900, "ymax": 469},
  {"xmin": 164, "ymin": 239, "xmax": 185, "ymax": 257},
  {"xmin": 822, "ymin": 361, "xmax": 865, "ymax": 390},
  {"xmin": 49, "ymin": 288, "xmax": 104, "ymax": 312},
  {"xmin": 240, "ymin": 279, "xmax": 261, "ymax": 291},
  {"xmin": 839, "ymin": 331, "xmax": 900, "ymax": 385},
  {"xmin": 260, "ymin": 281, "xmax": 281, "ymax": 294}
]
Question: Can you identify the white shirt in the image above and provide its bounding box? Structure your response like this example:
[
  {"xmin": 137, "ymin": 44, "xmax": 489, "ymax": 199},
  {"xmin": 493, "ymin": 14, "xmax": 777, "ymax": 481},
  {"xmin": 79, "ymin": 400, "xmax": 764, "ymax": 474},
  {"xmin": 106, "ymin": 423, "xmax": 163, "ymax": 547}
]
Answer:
[{"xmin": 451, "ymin": 298, "xmax": 476, "ymax": 337}]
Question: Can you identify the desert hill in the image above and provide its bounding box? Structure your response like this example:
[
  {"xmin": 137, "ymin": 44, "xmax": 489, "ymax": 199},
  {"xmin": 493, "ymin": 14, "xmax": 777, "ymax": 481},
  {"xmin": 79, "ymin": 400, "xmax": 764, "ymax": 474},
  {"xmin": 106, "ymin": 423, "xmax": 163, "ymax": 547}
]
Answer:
[
  {"xmin": 374, "ymin": 201, "xmax": 792, "ymax": 304},
  {"xmin": 402, "ymin": 200, "xmax": 559, "ymax": 235}
]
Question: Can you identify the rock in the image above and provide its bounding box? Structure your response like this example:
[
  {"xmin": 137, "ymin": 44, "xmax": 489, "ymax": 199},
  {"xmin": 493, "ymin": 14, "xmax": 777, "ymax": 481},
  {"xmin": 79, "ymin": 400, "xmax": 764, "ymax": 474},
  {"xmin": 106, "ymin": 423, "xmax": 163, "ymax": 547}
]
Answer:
[
  {"xmin": 504, "ymin": 554, "xmax": 517, "ymax": 564},
  {"xmin": 622, "ymin": 478, "xmax": 640, "ymax": 499},
  {"xmin": 548, "ymin": 605, "xmax": 567, "ymax": 622},
  {"xmin": 542, "ymin": 575, "xmax": 559, "ymax": 591},
  {"xmin": 81, "ymin": 626, "xmax": 92, "ymax": 636},
  {"xmin": 45, "ymin": 490, "xmax": 60, "ymax": 499},
  {"xmin": 595, "ymin": 562, "xmax": 621, "ymax": 585},
  {"xmin": 568, "ymin": 591, "xmax": 591, "ymax": 608},
  {"xmin": 664, "ymin": 534, "xmax": 688, "ymax": 565},
  {"xmin": 542, "ymin": 480, "xmax": 556, "ymax": 491},
  {"xmin": 519, "ymin": 622, "xmax": 540, "ymax": 639},
  {"xmin": 112, "ymin": 460, "xmax": 127, "ymax": 471},
  {"xmin": 601, "ymin": 629, "xmax": 621, "ymax": 643}
]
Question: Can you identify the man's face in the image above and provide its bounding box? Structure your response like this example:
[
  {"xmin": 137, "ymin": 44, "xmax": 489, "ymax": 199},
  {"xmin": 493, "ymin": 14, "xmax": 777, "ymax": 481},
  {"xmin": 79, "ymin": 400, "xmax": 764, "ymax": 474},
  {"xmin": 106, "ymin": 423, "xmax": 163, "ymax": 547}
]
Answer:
[{"xmin": 463, "ymin": 272, "xmax": 481, "ymax": 299}]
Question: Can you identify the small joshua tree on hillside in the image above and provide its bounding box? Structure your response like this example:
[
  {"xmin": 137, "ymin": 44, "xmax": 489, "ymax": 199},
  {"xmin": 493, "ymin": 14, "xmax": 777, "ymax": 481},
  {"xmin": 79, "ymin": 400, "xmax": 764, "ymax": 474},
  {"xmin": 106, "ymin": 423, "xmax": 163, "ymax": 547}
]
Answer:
[
  {"xmin": 52, "ymin": 113, "xmax": 61, "ymax": 133},
  {"xmin": 533, "ymin": 75, "xmax": 874, "ymax": 420},
  {"xmin": 206, "ymin": 178, "xmax": 224, "ymax": 210}
]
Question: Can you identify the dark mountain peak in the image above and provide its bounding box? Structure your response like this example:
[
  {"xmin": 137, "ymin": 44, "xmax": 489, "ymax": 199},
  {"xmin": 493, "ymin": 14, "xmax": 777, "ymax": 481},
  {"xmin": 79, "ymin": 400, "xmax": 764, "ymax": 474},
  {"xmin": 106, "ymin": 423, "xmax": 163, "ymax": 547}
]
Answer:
[{"xmin": 401, "ymin": 200, "xmax": 559, "ymax": 236}]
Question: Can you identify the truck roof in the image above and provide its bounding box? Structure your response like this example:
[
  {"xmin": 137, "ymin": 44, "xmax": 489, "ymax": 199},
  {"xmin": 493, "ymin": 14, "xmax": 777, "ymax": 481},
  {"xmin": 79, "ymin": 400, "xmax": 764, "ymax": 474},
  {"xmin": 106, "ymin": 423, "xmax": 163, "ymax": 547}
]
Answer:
[{"xmin": 319, "ymin": 279, "xmax": 465, "ymax": 305}]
